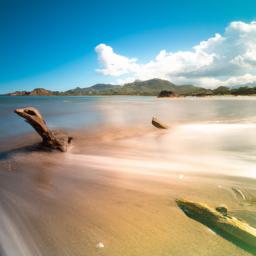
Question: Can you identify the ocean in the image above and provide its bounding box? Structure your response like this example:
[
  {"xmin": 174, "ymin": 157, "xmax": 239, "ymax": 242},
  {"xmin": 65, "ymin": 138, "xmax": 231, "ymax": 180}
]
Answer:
[
  {"xmin": 0, "ymin": 96, "xmax": 255, "ymax": 256},
  {"xmin": 2, "ymin": 95, "xmax": 256, "ymax": 136}
]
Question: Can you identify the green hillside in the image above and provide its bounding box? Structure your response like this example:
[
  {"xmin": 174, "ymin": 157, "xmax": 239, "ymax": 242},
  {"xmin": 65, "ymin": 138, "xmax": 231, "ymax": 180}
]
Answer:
[
  {"xmin": 61, "ymin": 79, "xmax": 208, "ymax": 96},
  {"xmin": 5, "ymin": 79, "xmax": 256, "ymax": 96}
]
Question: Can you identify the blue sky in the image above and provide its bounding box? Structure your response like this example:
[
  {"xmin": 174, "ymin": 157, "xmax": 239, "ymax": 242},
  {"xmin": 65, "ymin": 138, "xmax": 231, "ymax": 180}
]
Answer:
[{"xmin": 1, "ymin": 0, "xmax": 256, "ymax": 93}]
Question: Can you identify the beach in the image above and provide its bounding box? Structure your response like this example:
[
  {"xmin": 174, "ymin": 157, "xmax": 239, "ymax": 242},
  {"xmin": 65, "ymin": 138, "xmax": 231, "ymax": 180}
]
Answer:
[{"xmin": 0, "ymin": 96, "xmax": 256, "ymax": 255}]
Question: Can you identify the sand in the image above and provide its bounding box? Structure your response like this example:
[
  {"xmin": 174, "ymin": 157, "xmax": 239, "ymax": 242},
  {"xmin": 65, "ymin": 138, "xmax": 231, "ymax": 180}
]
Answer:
[{"xmin": 0, "ymin": 126, "xmax": 255, "ymax": 256}]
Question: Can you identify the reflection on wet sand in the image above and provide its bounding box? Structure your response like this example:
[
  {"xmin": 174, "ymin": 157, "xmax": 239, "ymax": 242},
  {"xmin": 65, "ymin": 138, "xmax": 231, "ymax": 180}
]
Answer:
[{"xmin": 0, "ymin": 123, "xmax": 255, "ymax": 256}]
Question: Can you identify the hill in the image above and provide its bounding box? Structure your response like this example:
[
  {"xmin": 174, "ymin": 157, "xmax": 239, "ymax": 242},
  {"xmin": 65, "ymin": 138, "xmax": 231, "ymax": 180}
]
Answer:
[
  {"xmin": 7, "ymin": 88, "xmax": 53, "ymax": 96},
  {"xmin": 62, "ymin": 79, "xmax": 209, "ymax": 96},
  {"xmin": 5, "ymin": 79, "xmax": 256, "ymax": 96},
  {"xmin": 64, "ymin": 84, "xmax": 119, "ymax": 95},
  {"xmin": 30, "ymin": 88, "xmax": 53, "ymax": 96}
]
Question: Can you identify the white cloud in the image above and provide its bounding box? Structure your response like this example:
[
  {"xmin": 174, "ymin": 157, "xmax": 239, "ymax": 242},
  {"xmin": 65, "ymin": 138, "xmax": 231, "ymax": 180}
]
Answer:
[
  {"xmin": 95, "ymin": 44, "xmax": 139, "ymax": 76},
  {"xmin": 95, "ymin": 21, "xmax": 256, "ymax": 88}
]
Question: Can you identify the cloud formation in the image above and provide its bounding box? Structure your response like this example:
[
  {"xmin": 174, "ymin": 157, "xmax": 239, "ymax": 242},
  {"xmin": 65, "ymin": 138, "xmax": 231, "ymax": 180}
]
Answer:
[{"xmin": 95, "ymin": 21, "xmax": 256, "ymax": 88}]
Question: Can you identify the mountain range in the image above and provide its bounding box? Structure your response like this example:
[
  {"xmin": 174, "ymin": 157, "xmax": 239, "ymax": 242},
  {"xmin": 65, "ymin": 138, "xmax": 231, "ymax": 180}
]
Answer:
[
  {"xmin": 4, "ymin": 78, "xmax": 256, "ymax": 96},
  {"xmin": 5, "ymin": 79, "xmax": 212, "ymax": 96}
]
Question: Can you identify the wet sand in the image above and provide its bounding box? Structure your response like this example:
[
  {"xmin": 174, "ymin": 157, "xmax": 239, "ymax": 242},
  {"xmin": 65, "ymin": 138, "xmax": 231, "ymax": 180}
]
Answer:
[{"xmin": 0, "ymin": 124, "xmax": 256, "ymax": 256}]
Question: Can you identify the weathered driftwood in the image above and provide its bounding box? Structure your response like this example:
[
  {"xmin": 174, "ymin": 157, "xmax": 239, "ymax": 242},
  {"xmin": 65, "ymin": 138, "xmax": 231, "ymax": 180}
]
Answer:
[
  {"xmin": 15, "ymin": 107, "xmax": 72, "ymax": 152},
  {"xmin": 176, "ymin": 199, "xmax": 256, "ymax": 253},
  {"xmin": 152, "ymin": 117, "xmax": 168, "ymax": 129}
]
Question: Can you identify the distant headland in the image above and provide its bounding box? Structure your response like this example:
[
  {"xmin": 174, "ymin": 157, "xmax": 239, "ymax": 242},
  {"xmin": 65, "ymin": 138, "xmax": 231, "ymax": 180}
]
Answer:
[{"xmin": 4, "ymin": 78, "xmax": 256, "ymax": 97}]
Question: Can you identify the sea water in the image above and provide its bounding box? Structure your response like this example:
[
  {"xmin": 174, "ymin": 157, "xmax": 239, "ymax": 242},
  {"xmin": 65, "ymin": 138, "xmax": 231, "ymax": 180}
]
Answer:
[{"xmin": 0, "ymin": 96, "xmax": 256, "ymax": 256}]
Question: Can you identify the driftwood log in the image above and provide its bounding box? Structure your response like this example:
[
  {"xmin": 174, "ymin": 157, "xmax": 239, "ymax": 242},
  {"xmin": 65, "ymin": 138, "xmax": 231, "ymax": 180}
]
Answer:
[
  {"xmin": 15, "ymin": 107, "xmax": 72, "ymax": 152},
  {"xmin": 176, "ymin": 199, "xmax": 256, "ymax": 253},
  {"xmin": 152, "ymin": 117, "xmax": 168, "ymax": 129}
]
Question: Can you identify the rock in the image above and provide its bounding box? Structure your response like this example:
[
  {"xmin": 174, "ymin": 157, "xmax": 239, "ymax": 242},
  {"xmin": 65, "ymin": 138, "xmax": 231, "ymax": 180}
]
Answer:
[
  {"xmin": 176, "ymin": 199, "xmax": 256, "ymax": 253},
  {"xmin": 152, "ymin": 117, "xmax": 168, "ymax": 129},
  {"xmin": 158, "ymin": 90, "xmax": 176, "ymax": 98},
  {"xmin": 15, "ymin": 107, "xmax": 72, "ymax": 152},
  {"xmin": 215, "ymin": 205, "xmax": 228, "ymax": 216}
]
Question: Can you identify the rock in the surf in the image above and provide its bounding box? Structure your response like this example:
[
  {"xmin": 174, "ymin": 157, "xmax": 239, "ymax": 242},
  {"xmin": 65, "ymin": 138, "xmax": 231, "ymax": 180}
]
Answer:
[{"xmin": 152, "ymin": 117, "xmax": 168, "ymax": 129}]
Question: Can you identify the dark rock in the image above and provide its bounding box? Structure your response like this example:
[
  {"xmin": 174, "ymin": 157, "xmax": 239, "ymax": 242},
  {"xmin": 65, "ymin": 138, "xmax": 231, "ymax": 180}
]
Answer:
[
  {"xmin": 152, "ymin": 117, "xmax": 168, "ymax": 129},
  {"xmin": 216, "ymin": 205, "xmax": 228, "ymax": 216},
  {"xmin": 158, "ymin": 90, "xmax": 176, "ymax": 98}
]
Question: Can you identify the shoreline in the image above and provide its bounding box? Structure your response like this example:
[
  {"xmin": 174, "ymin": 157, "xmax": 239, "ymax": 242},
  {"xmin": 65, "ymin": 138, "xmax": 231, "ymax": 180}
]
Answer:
[
  {"xmin": 0, "ymin": 125, "xmax": 255, "ymax": 256},
  {"xmin": 0, "ymin": 117, "xmax": 256, "ymax": 255},
  {"xmin": 2, "ymin": 94, "xmax": 256, "ymax": 98},
  {"xmin": 1, "ymin": 121, "xmax": 256, "ymax": 179},
  {"xmin": 0, "ymin": 96, "xmax": 256, "ymax": 255}
]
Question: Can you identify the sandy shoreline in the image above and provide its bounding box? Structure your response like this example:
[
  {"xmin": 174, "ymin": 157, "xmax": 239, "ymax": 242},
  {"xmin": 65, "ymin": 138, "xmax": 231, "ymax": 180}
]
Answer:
[{"xmin": 0, "ymin": 125, "xmax": 255, "ymax": 255}]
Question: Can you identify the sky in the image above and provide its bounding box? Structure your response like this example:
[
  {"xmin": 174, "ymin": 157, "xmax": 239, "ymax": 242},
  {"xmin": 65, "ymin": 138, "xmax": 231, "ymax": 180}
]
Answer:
[{"xmin": 1, "ymin": 0, "xmax": 256, "ymax": 93}]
